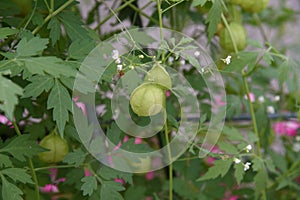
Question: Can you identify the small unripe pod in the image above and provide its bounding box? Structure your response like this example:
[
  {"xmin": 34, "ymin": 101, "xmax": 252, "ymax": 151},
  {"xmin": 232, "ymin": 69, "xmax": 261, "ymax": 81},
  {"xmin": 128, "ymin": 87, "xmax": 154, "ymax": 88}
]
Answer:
[
  {"xmin": 39, "ymin": 131, "xmax": 69, "ymax": 163},
  {"xmin": 130, "ymin": 83, "xmax": 166, "ymax": 117}
]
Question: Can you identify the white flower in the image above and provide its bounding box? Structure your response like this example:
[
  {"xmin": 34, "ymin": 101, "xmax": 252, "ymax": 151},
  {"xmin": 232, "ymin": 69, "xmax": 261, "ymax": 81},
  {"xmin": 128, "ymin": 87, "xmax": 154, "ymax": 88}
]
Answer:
[
  {"xmin": 117, "ymin": 64, "xmax": 123, "ymax": 71},
  {"xmin": 194, "ymin": 51, "xmax": 200, "ymax": 57},
  {"xmin": 293, "ymin": 143, "xmax": 300, "ymax": 152},
  {"xmin": 245, "ymin": 144, "xmax": 252, "ymax": 152},
  {"xmin": 180, "ymin": 60, "xmax": 186, "ymax": 65},
  {"xmin": 221, "ymin": 55, "xmax": 232, "ymax": 65},
  {"xmin": 138, "ymin": 54, "xmax": 144, "ymax": 59},
  {"xmin": 258, "ymin": 96, "xmax": 265, "ymax": 103},
  {"xmin": 244, "ymin": 162, "xmax": 251, "ymax": 171},
  {"xmin": 168, "ymin": 56, "xmax": 174, "ymax": 63},
  {"xmin": 267, "ymin": 106, "xmax": 275, "ymax": 114},
  {"xmin": 274, "ymin": 95, "xmax": 280, "ymax": 102},
  {"xmin": 111, "ymin": 50, "xmax": 119, "ymax": 59},
  {"xmin": 233, "ymin": 158, "xmax": 241, "ymax": 164},
  {"xmin": 115, "ymin": 58, "xmax": 122, "ymax": 64}
]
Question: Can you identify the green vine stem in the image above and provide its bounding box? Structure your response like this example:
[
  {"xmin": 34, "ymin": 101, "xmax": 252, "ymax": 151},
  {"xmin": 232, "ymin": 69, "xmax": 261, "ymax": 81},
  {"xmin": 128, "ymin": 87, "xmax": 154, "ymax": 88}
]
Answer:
[
  {"xmin": 242, "ymin": 74, "xmax": 267, "ymax": 200},
  {"xmin": 93, "ymin": 0, "xmax": 136, "ymax": 31},
  {"xmin": 221, "ymin": 13, "xmax": 239, "ymax": 55},
  {"xmin": 164, "ymin": 111, "xmax": 173, "ymax": 200},
  {"xmin": 23, "ymin": 0, "xmax": 38, "ymax": 30},
  {"xmin": 12, "ymin": 121, "xmax": 40, "ymax": 200},
  {"xmin": 32, "ymin": 0, "xmax": 74, "ymax": 35},
  {"xmin": 34, "ymin": 164, "xmax": 77, "ymax": 171}
]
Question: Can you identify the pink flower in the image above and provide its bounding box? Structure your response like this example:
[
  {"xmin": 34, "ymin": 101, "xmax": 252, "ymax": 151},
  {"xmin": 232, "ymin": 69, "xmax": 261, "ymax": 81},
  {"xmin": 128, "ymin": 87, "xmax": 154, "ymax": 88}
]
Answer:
[
  {"xmin": 165, "ymin": 90, "xmax": 171, "ymax": 97},
  {"xmin": 227, "ymin": 195, "xmax": 239, "ymax": 200},
  {"xmin": 73, "ymin": 96, "xmax": 87, "ymax": 115},
  {"xmin": 205, "ymin": 146, "xmax": 220, "ymax": 165},
  {"xmin": 215, "ymin": 95, "xmax": 226, "ymax": 106},
  {"xmin": 40, "ymin": 184, "xmax": 59, "ymax": 193},
  {"xmin": 244, "ymin": 93, "xmax": 255, "ymax": 103},
  {"xmin": 134, "ymin": 137, "xmax": 143, "ymax": 144},
  {"xmin": 114, "ymin": 178, "xmax": 125, "ymax": 185},
  {"xmin": 84, "ymin": 168, "xmax": 93, "ymax": 177},
  {"xmin": 40, "ymin": 168, "xmax": 66, "ymax": 193},
  {"xmin": 0, "ymin": 115, "xmax": 9, "ymax": 124},
  {"xmin": 145, "ymin": 171, "xmax": 155, "ymax": 180},
  {"xmin": 273, "ymin": 121, "xmax": 300, "ymax": 137}
]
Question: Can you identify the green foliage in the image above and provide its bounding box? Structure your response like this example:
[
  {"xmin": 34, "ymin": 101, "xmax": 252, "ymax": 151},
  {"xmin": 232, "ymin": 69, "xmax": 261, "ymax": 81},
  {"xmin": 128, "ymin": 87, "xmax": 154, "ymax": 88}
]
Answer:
[
  {"xmin": 0, "ymin": 74, "xmax": 23, "ymax": 120},
  {"xmin": 0, "ymin": 135, "xmax": 45, "ymax": 162},
  {"xmin": 47, "ymin": 80, "xmax": 72, "ymax": 135},
  {"xmin": 0, "ymin": 0, "xmax": 299, "ymax": 199},
  {"xmin": 197, "ymin": 158, "xmax": 233, "ymax": 181}
]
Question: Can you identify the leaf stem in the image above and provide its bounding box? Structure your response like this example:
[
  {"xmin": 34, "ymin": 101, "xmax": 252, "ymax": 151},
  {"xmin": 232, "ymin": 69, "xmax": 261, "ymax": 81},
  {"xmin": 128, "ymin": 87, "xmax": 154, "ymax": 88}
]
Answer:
[
  {"xmin": 164, "ymin": 111, "xmax": 173, "ymax": 200},
  {"xmin": 242, "ymin": 74, "xmax": 267, "ymax": 200},
  {"xmin": 221, "ymin": 13, "xmax": 239, "ymax": 54},
  {"xmin": 156, "ymin": 0, "xmax": 165, "ymax": 62},
  {"xmin": 12, "ymin": 120, "xmax": 40, "ymax": 200},
  {"xmin": 93, "ymin": 0, "xmax": 136, "ymax": 31},
  {"xmin": 23, "ymin": 0, "xmax": 38, "ymax": 30},
  {"xmin": 32, "ymin": 0, "xmax": 74, "ymax": 35},
  {"xmin": 34, "ymin": 164, "xmax": 77, "ymax": 171},
  {"xmin": 28, "ymin": 159, "xmax": 40, "ymax": 200}
]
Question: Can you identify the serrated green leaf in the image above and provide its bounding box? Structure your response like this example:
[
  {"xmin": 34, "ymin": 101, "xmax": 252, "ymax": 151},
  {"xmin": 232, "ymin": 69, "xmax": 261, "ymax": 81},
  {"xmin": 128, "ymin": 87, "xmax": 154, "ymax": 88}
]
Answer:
[
  {"xmin": 23, "ymin": 75, "xmax": 54, "ymax": 98},
  {"xmin": 59, "ymin": 12, "xmax": 91, "ymax": 41},
  {"xmin": 192, "ymin": 0, "xmax": 207, "ymax": 7},
  {"xmin": 124, "ymin": 186, "xmax": 146, "ymax": 200},
  {"xmin": 252, "ymin": 157, "xmax": 264, "ymax": 172},
  {"xmin": 0, "ymin": 135, "xmax": 45, "ymax": 161},
  {"xmin": 0, "ymin": 75, "xmax": 23, "ymax": 120},
  {"xmin": 278, "ymin": 60, "xmax": 289, "ymax": 85},
  {"xmin": 0, "ymin": 27, "xmax": 18, "ymax": 39},
  {"xmin": 16, "ymin": 37, "xmax": 48, "ymax": 57},
  {"xmin": 262, "ymin": 52, "xmax": 273, "ymax": 65},
  {"xmin": 224, "ymin": 51, "xmax": 259, "ymax": 72},
  {"xmin": 172, "ymin": 178, "xmax": 199, "ymax": 198},
  {"xmin": 99, "ymin": 166, "xmax": 133, "ymax": 185},
  {"xmin": 0, "ymin": 154, "xmax": 13, "ymax": 168},
  {"xmin": 47, "ymin": 17, "xmax": 61, "ymax": 46},
  {"xmin": 100, "ymin": 181, "xmax": 125, "ymax": 200},
  {"xmin": 196, "ymin": 158, "xmax": 232, "ymax": 181},
  {"xmin": 264, "ymin": 158, "xmax": 277, "ymax": 174},
  {"xmin": 1, "ymin": 168, "xmax": 34, "ymax": 184},
  {"xmin": 222, "ymin": 126, "xmax": 245, "ymax": 141},
  {"xmin": 205, "ymin": 0, "xmax": 222, "ymax": 41},
  {"xmin": 218, "ymin": 141, "xmax": 238, "ymax": 154},
  {"xmin": 1, "ymin": 176, "xmax": 23, "ymax": 200},
  {"xmin": 186, "ymin": 55, "xmax": 201, "ymax": 68},
  {"xmin": 47, "ymin": 80, "xmax": 72, "ymax": 136},
  {"xmin": 254, "ymin": 169, "xmax": 268, "ymax": 198},
  {"xmin": 63, "ymin": 149, "xmax": 87, "ymax": 167},
  {"xmin": 68, "ymin": 39, "xmax": 95, "ymax": 60},
  {"xmin": 81, "ymin": 176, "xmax": 98, "ymax": 196},
  {"xmin": 23, "ymin": 57, "xmax": 77, "ymax": 78},
  {"xmin": 234, "ymin": 163, "xmax": 245, "ymax": 185}
]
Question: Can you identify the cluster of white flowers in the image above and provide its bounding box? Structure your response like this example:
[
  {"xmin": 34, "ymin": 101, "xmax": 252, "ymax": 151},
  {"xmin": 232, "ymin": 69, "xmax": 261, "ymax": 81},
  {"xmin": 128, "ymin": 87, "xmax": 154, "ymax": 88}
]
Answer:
[
  {"xmin": 194, "ymin": 51, "xmax": 201, "ymax": 57},
  {"xmin": 258, "ymin": 96, "xmax": 265, "ymax": 103},
  {"xmin": 245, "ymin": 144, "xmax": 252, "ymax": 153},
  {"xmin": 233, "ymin": 158, "xmax": 241, "ymax": 164},
  {"xmin": 233, "ymin": 158, "xmax": 252, "ymax": 171},
  {"xmin": 244, "ymin": 162, "xmax": 251, "ymax": 171},
  {"xmin": 267, "ymin": 106, "xmax": 275, "ymax": 114},
  {"xmin": 111, "ymin": 50, "xmax": 122, "ymax": 71},
  {"xmin": 221, "ymin": 55, "xmax": 232, "ymax": 65}
]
